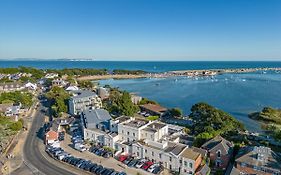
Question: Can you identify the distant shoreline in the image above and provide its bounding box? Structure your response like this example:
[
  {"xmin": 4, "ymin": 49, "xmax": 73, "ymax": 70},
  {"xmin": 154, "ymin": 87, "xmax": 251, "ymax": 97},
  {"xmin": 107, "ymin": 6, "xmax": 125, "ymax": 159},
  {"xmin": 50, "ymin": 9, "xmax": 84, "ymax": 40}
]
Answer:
[{"xmin": 77, "ymin": 67, "xmax": 281, "ymax": 80}]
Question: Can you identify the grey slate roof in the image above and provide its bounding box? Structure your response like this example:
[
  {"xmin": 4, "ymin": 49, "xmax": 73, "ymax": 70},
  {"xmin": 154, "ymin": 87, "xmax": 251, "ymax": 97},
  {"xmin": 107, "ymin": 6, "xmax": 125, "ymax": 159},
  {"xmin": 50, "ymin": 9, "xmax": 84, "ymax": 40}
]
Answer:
[
  {"xmin": 164, "ymin": 142, "xmax": 187, "ymax": 156},
  {"xmin": 201, "ymin": 135, "xmax": 233, "ymax": 155},
  {"xmin": 228, "ymin": 166, "xmax": 241, "ymax": 175},
  {"xmin": 196, "ymin": 164, "xmax": 211, "ymax": 175},
  {"xmin": 82, "ymin": 109, "xmax": 111, "ymax": 129},
  {"xmin": 235, "ymin": 146, "xmax": 281, "ymax": 171}
]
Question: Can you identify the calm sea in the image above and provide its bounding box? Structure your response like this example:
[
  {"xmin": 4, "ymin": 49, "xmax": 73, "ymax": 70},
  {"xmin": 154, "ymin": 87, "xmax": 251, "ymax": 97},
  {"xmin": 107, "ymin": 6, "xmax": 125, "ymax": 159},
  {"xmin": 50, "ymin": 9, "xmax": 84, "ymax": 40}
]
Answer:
[
  {"xmin": 1, "ymin": 60, "xmax": 281, "ymax": 132},
  {"xmin": 1, "ymin": 60, "xmax": 281, "ymax": 72}
]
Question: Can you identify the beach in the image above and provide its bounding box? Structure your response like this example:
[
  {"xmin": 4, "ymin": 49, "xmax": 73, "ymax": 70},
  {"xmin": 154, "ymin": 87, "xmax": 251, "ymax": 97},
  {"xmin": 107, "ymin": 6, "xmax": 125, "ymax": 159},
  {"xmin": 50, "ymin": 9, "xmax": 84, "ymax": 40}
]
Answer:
[{"xmin": 77, "ymin": 67, "xmax": 281, "ymax": 81}]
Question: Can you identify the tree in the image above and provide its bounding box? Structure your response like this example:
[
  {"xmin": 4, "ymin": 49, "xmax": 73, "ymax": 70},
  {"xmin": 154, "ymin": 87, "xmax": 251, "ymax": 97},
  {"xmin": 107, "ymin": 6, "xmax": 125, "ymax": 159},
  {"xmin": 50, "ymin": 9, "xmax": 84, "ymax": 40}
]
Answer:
[
  {"xmin": 0, "ymin": 91, "xmax": 33, "ymax": 108},
  {"xmin": 139, "ymin": 98, "xmax": 158, "ymax": 105},
  {"xmin": 9, "ymin": 121, "xmax": 23, "ymax": 131},
  {"xmin": 190, "ymin": 102, "xmax": 244, "ymax": 136},
  {"xmin": 106, "ymin": 90, "xmax": 138, "ymax": 116},
  {"xmin": 116, "ymin": 92, "xmax": 139, "ymax": 116},
  {"xmin": 183, "ymin": 127, "xmax": 190, "ymax": 134},
  {"xmin": 78, "ymin": 80, "xmax": 94, "ymax": 89},
  {"xmin": 193, "ymin": 132, "xmax": 214, "ymax": 147},
  {"xmin": 46, "ymin": 87, "xmax": 70, "ymax": 117},
  {"xmin": 56, "ymin": 99, "xmax": 68, "ymax": 114},
  {"xmin": 146, "ymin": 116, "xmax": 159, "ymax": 121},
  {"xmin": 169, "ymin": 108, "xmax": 183, "ymax": 118}
]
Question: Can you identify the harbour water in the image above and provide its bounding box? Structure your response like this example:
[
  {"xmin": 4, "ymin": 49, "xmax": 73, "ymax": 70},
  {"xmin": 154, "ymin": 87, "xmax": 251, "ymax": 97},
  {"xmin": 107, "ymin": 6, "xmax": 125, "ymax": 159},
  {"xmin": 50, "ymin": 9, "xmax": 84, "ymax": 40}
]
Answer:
[
  {"xmin": 1, "ymin": 60, "xmax": 281, "ymax": 132},
  {"xmin": 100, "ymin": 71, "xmax": 281, "ymax": 132}
]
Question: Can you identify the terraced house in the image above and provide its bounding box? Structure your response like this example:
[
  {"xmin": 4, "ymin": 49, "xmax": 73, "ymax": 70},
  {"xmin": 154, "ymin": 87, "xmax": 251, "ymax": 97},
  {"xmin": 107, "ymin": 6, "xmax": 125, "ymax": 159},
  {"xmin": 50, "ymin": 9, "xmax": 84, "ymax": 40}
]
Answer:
[{"xmin": 81, "ymin": 114, "xmax": 209, "ymax": 174}]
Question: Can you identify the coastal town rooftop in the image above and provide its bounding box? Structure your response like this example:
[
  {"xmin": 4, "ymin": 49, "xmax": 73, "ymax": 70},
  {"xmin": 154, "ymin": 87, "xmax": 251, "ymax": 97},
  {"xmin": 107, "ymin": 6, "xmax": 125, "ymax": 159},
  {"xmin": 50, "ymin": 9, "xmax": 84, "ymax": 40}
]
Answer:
[
  {"xmin": 71, "ymin": 90, "xmax": 98, "ymax": 100},
  {"xmin": 180, "ymin": 148, "xmax": 201, "ymax": 161},
  {"xmin": 140, "ymin": 104, "xmax": 168, "ymax": 115},
  {"xmin": 142, "ymin": 122, "xmax": 167, "ymax": 133},
  {"xmin": 113, "ymin": 116, "xmax": 131, "ymax": 123},
  {"xmin": 82, "ymin": 109, "xmax": 111, "ymax": 129},
  {"xmin": 123, "ymin": 118, "xmax": 149, "ymax": 128}
]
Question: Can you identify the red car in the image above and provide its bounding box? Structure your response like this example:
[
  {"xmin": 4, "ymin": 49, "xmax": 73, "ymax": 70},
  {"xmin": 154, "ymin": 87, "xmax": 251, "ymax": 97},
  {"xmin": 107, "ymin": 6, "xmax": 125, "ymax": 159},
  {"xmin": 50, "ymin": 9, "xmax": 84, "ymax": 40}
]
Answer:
[
  {"xmin": 118, "ymin": 155, "xmax": 128, "ymax": 162},
  {"xmin": 141, "ymin": 161, "xmax": 153, "ymax": 170}
]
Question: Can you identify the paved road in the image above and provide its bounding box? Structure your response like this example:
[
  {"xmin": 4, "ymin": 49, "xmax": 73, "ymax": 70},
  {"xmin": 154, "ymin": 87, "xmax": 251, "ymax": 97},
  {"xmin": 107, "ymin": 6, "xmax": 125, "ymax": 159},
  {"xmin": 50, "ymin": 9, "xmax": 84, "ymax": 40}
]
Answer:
[{"xmin": 21, "ymin": 102, "xmax": 77, "ymax": 175}]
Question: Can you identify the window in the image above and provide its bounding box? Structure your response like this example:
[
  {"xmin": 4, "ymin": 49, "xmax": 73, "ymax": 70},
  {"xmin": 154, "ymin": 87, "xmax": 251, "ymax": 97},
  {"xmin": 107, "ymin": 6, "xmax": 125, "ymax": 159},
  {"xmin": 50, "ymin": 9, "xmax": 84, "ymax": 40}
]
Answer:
[
  {"xmin": 184, "ymin": 161, "xmax": 187, "ymax": 166},
  {"xmin": 217, "ymin": 150, "xmax": 221, "ymax": 158},
  {"xmin": 169, "ymin": 157, "xmax": 172, "ymax": 162},
  {"xmin": 189, "ymin": 163, "xmax": 193, "ymax": 168},
  {"xmin": 137, "ymin": 152, "xmax": 139, "ymax": 156},
  {"xmin": 216, "ymin": 161, "xmax": 221, "ymax": 167},
  {"xmin": 127, "ymin": 131, "xmax": 130, "ymax": 135},
  {"xmin": 133, "ymin": 133, "xmax": 135, "ymax": 137},
  {"xmin": 122, "ymin": 130, "xmax": 124, "ymax": 134},
  {"xmin": 152, "ymin": 152, "xmax": 154, "ymax": 156},
  {"xmin": 159, "ymin": 154, "xmax": 162, "ymax": 158},
  {"xmin": 169, "ymin": 165, "xmax": 172, "ymax": 170},
  {"xmin": 145, "ymin": 149, "xmax": 147, "ymax": 153},
  {"xmin": 241, "ymin": 162, "xmax": 246, "ymax": 167}
]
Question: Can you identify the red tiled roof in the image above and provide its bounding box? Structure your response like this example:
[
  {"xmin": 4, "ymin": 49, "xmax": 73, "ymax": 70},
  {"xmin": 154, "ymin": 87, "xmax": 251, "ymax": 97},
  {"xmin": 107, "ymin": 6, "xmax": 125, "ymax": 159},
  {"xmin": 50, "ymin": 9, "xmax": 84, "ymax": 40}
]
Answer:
[{"xmin": 46, "ymin": 130, "xmax": 58, "ymax": 140}]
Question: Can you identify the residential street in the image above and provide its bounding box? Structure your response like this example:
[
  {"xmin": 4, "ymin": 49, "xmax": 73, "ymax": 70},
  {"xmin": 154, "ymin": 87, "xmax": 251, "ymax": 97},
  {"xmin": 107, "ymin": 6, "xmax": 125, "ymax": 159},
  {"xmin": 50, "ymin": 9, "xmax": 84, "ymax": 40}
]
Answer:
[{"xmin": 12, "ymin": 102, "xmax": 85, "ymax": 175}]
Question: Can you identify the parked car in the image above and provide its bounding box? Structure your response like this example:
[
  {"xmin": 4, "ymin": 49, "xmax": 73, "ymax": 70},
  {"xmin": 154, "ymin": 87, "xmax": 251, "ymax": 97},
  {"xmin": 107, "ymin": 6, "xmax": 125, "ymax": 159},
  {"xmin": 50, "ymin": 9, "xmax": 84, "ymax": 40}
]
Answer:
[
  {"xmin": 103, "ymin": 151, "xmax": 113, "ymax": 158},
  {"xmin": 127, "ymin": 159, "xmax": 138, "ymax": 167},
  {"xmin": 135, "ymin": 159, "xmax": 147, "ymax": 168},
  {"xmin": 148, "ymin": 163, "xmax": 160, "ymax": 173},
  {"xmin": 117, "ymin": 172, "xmax": 127, "ymax": 175},
  {"xmin": 141, "ymin": 161, "xmax": 153, "ymax": 170},
  {"xmin": 123, "ymin": 156, "xmax": 133, "ymax": 165},
  {"xmin": 74, "ymin": 143, "xmax": 87, "ymax": 152},
  {"xmin": 152, "ymin": 165, "xmax": 163, "ymax": 174},
  {"xmin": 118, "ymin": 155, "xmax": 128, "ymax": 162}
]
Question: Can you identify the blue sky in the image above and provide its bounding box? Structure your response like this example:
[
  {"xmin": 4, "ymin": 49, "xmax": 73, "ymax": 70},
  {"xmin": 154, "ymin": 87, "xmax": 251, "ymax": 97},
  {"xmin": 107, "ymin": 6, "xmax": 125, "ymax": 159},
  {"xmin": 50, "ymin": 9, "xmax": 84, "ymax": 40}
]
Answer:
[{"xmin": 0, "ymin": 0, "xmax": 281, "ymax": 61}]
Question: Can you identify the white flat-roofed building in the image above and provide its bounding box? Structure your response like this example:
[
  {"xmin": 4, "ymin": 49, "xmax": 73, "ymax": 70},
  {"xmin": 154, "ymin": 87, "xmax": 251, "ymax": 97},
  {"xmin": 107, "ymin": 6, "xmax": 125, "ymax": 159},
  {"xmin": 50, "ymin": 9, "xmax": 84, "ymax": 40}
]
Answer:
[
  {"xmin": 118, "ymin": 117, "xmax": 151, "ymax": 142},
  {"xmin": 141, "ymin": 122, "xmax": 168, "ymax": 142},
  {"xmin": 69, "ymin": 90, "xmax": 102, "ymax": 115}
]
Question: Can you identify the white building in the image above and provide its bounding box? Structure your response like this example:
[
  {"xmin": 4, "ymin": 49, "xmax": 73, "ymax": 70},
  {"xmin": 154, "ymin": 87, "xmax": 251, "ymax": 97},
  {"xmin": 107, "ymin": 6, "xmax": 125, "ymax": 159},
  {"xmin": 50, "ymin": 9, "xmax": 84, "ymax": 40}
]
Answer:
[
  {"xmin": 25, "ymin": 82, "xmax": 37, "ymax": 90},
  {"xmin": 118, "ymin": 118, "xmax": 151, "ymax": 142},
  {"xmin": 130, "ymin": 94, "xmax": 142, "ymax": 105},
  {"xmin": 68, "ymin": 90, "xmax": 102, "ymax": 115},
  {"xmin": 52, "ymin": 78, "xmax": 67, "ymax": 87},
  {"xmin": 96, "ymin": 87, "xmax": 110, "ymax": 100},
  {"xmin": 45, "ymin": 73, "xmax": 59, "ymax": 79},
  {"xmin": 81, "ymin": 115, "xmax": 204, "ymax": 174}
]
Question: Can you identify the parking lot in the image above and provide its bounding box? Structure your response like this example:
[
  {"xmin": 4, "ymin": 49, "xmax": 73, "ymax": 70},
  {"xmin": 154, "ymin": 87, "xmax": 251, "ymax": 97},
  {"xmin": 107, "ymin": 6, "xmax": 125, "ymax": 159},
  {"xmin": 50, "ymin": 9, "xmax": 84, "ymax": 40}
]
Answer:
[{"xmin": 60, "ymin": 132, "xmax": 168, "ymax": 175}]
